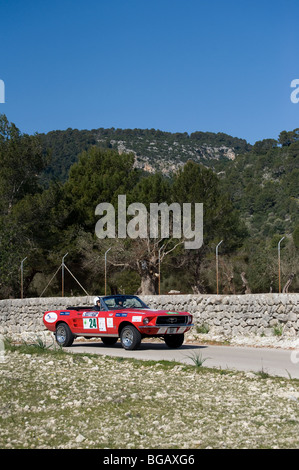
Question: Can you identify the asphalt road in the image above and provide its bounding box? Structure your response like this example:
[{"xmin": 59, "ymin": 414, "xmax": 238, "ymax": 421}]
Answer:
[{"xmin": 65, "ymin": 340, "xmax": 299, "ymax": 379}]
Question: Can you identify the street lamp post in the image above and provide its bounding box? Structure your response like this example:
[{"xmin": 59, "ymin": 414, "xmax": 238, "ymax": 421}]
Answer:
[
  {"xmin": 20, "ymin": 257, "xmax": 27, "ymax": 299},
  {"xmin": 216, "ymin": 240, "xmax": 223, "ymax": 295},
  {"xmin": 278, "ymin": 237, "xmax": 285, "ymax": 293},
  {"xmin": 61, "ymin": 253, "xmax": 68, "ymax": 297},
  {"xmin": 104, "ymin": 247, "xmax": 111, "ymax": 295}
]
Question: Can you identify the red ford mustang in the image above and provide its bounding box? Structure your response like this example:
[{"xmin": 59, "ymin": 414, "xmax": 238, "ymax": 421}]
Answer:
[{"xmin": 43, "ymin": 294, "xmax": 193, "ymax": 350}]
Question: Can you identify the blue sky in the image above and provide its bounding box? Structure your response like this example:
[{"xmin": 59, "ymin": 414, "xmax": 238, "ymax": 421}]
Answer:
[{"xmin": 0, "ymin": 0, "xmax": 298, "ymax": 143}]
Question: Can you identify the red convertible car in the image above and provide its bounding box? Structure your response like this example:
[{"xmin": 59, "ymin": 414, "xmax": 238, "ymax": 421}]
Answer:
[{"xmin": 43, "ymin": 295, "xmax": 193, "ymax": 350}]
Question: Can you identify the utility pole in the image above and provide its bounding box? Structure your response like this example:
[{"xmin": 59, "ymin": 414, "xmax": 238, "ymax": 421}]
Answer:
[
  {"xmin": 216, "ymin": 240, "xmax": 223, "ymax": 295},
  {"xmin": 20, "ymin": 257, "xmax": 27, "ymax": 299},
  {"xmin": 104, "ymin": 247, "xmax": 111, "ymax": 295},
  {"xmin": 61, "ymin": 253, "xmax": 68, "ymax": 297},
  {"xmin": 278, "ymin": 237, "xmax": 285, "ymax": 293}
]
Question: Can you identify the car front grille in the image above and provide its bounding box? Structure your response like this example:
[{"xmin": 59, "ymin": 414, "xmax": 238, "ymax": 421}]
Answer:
[{"xmin": 156, "ymin": 315, "xmax": 188, "ymax": 326}]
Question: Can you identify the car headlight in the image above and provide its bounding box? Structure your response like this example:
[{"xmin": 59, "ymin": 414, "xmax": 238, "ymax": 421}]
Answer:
[{"xmin": 143, "ymin": 317, "xmax": 150, "ymax": 325}]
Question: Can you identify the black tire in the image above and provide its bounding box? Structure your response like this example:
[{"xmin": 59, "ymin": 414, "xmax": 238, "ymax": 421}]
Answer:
[
  {"xmin": 164, "ymin": 333, "xmax": 184, "ymax": 349},
  {"xmin": 120, "ymin": 325, "xmax": 142, "ymax": 350},
  {"xmin": 55, "ymin": 323, "xmax": 74, "ymax": 347},
  {"xmin": 101, "ymin": 337, "xmax": 118, "ymax": 346}
]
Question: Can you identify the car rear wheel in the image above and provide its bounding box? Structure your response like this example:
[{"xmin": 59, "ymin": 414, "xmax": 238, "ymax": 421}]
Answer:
[
  {"xmin": 164, "ymin": 333, "xmax": 184, "ymax": 348},
  {"xmin": 120, "ymin": 325, "xmax": 141, "ymax": 350},
  {"xmin": 55, "ymin": 323, "xmax": 74, "ymax": 347}
]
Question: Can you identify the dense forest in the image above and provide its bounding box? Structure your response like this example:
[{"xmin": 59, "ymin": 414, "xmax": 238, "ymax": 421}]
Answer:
[
  {"xmin": 39, "ymin": 127, "xmax": 251, "ymax": 185},
  {"xmin": 0, "ymin": 114, "xmax": 298, "ymax": 299}
]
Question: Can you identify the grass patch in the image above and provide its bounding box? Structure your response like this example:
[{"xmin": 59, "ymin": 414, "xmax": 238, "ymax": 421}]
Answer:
[
  {"xmin": 186, "ymin": 351, "xmax": 211, "ymax": 369},
  {"xmin": 273, "ymin": 323, "xmax": 284, "ymax": 337},
  {"xmin": 255, "ymin": 368, "xmax": 271, "ymax": 379},
  {"xmin": 196, "ymin": 323, "xmax": 210, "ymax": 334},
  {"xmin": 4, "ymin": 336, "xmax": 65, "ymax": 358}
]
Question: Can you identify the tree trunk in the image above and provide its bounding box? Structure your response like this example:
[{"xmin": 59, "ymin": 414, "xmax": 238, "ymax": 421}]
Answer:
[
  {"xmin": 137, "ymin": 272, "xmax": 158, "ymax": 295},
  {"xmin": 241, "ymin": 272, "xmax": 251, "ymax": 294},
  {"xmin": 282, "ymin": 273, "xmax": 295, "ymax": 293},
  {"xmin": 24, "ymin": 269, "xmax": 42, "ymax": 297},
  {"xmin": 136, "ymin": 257, "xmax": 159, "ymax": 295},
  {"xmin": 109, "ymin": 283, "xmax": 119, "ymax": 295}
]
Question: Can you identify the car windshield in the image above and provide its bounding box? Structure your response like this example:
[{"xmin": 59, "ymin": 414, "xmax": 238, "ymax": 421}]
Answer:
[{"xmin": 102, "ymin": 295, "xmax": 148, "ymax": 310}]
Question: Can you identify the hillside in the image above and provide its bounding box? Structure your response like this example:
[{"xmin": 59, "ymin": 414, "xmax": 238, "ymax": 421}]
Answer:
[
  {"xmin": 220, "ymin": 139, "xmax": 299, "ymax": 238},
  {"xmin": 39, "ymin": 127, "xmax": 251, "ymax": 185}
]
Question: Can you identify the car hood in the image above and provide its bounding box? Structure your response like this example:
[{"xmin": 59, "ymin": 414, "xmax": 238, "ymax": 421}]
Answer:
[{"xmin": 114, "ymin": 308, "xmax": 189, "ymax": 315}]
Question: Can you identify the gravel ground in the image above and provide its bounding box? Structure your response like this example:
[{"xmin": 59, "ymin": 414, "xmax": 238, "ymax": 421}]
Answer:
[
  {"xmin": 189, "ymin": 332, "xmax": 299, "ymax": 350},
  {"xmin": 0, "ymin": 342, "xmax": 299, "ymax": 449}
]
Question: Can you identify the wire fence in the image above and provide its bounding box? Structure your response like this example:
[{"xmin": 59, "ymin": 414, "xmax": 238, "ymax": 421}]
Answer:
[
  {"xmin": 18, "ymin": 235, "xmax": 297, "ymax": 298},
  {"xmin": 39, "ymin": 262, "xmax": 89, "ymax": 297}
]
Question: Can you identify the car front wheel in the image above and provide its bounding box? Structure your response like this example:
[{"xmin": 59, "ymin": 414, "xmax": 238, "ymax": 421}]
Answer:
[{"xmin": 120, "ymin": 325, "xmax": 141, "ymax": 350}]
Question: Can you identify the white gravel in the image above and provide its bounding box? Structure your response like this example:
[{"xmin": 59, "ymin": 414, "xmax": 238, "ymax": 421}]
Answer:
[{"xmin": 0, "ymin": 342, "xmax": 299, "ymax": 449}]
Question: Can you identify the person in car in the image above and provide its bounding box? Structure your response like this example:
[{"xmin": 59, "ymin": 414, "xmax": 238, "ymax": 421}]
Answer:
[
  {"xmin": 117, "ymin": 298, "xmax": 125, "ymax": 308},
  {"xmin": 93, "ymin": 297, "xmax": 102, "ymax": 311}
]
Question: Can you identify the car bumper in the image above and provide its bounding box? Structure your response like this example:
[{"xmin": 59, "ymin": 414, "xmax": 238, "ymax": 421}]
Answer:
[{"xmin": 138, "ymin": 324, "xmax": 193, "ymax": 335}]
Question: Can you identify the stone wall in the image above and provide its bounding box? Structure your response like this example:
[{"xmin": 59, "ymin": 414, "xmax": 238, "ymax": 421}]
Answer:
[
  {"xmin": 0, "ymin": 296, "xmax": 95, "ymax": 335},
  {"xmin": 143, "ymin": 294, "xmax": 299, "ymax": 338},
  {"xmin": 0, "ymin": 294, "xmax": 298, "ymax": 339}
]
